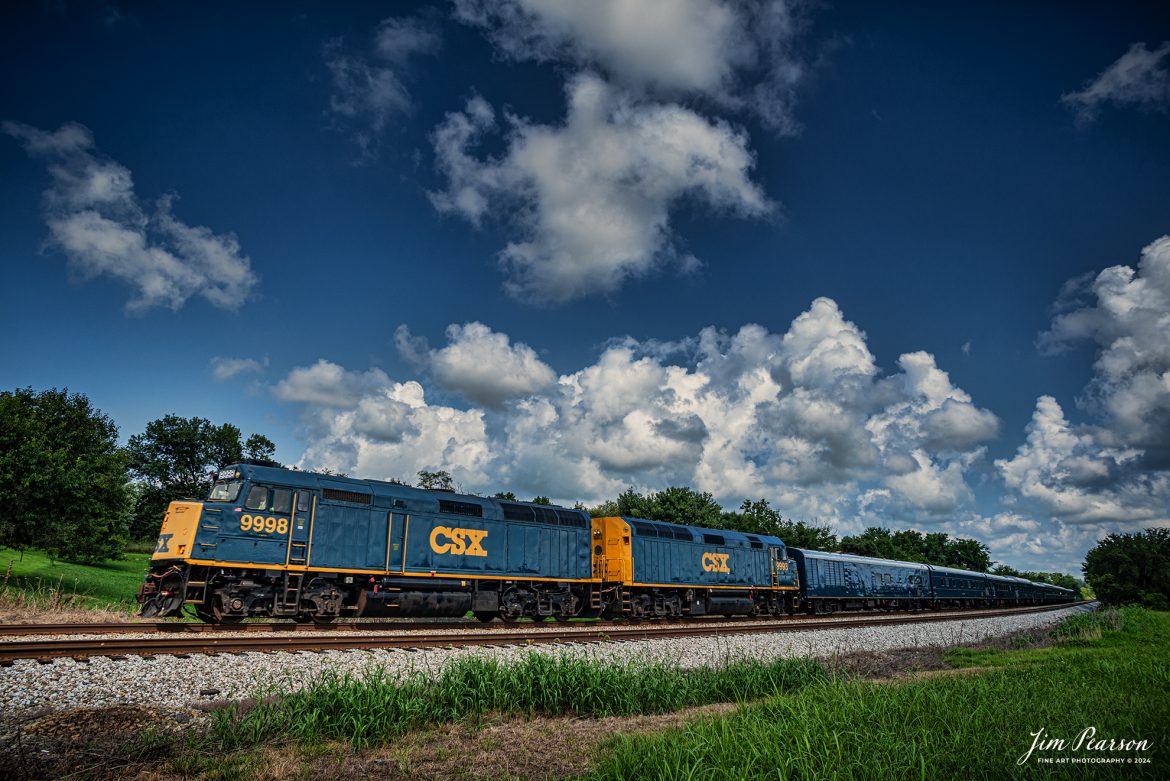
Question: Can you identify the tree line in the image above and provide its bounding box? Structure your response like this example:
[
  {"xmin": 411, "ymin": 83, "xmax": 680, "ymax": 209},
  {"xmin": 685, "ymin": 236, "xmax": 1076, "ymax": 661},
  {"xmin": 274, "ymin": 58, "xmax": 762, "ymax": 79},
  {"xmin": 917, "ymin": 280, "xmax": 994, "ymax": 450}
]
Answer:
[{"xmin": 1, "ymin": 387, "xmax": 278, "ymax": 562}]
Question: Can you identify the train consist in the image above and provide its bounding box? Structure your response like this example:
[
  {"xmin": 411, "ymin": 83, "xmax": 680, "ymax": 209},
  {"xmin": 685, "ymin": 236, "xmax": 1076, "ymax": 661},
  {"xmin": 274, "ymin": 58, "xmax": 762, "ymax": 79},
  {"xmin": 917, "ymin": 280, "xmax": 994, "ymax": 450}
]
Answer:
[{"xmin": 138, "ymin": 464, "xmax": 1075, "ymax": 623}]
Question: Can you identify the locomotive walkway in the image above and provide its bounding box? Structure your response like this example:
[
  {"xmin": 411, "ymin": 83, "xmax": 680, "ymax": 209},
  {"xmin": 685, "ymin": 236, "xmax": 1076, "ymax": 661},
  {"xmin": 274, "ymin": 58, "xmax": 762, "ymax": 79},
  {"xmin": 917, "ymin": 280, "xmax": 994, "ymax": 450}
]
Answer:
[{"xmin": 0, "ymin": 602, "xmax": 1085, "ymax": 664}]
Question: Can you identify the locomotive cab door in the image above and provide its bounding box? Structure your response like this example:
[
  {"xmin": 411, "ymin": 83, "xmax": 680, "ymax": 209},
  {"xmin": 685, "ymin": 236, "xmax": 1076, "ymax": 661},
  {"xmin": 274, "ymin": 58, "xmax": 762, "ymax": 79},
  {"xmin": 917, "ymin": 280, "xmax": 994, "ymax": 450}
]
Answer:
[
  {"xmin": 770, "ymin": 546, "xmax": 781, "ymax": 587},
  {"xmin": 386, "ymin": 512, "xmax": 408, "ymax": 573},
  {"xmin": 286, "ymin": 492, "xmax": 313, "ymax": 566}
]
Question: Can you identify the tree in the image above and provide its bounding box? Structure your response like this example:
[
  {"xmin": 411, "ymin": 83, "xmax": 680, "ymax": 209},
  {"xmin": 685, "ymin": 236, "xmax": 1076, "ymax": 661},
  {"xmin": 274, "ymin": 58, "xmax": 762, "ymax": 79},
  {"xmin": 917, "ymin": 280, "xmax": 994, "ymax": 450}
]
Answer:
[
  {"xmin": 531, "ymin": 496, "xmax": 551, "ymax": 505},
  {"xmin": 946, "ymin": 537, "xmax": 992, "ymax": 572},
  {"xmin": 729, "ymin": 498, "xmax": 786, "ymax": 536},
  {"xmin": 601, "ymin": 486, "xmax": 725, "ymax": 526},
  {"xmin": 0, "ymin": 388, "xmax": 130, "ymax": 562},
  {"xmin": 1083, "ymin": 528, "xmax": 1170, "ymax": 608},
  {"xmin": 126, "ymin": 415, "xmax": 272, "ymax": 540},
  {"xmin": 776, "ymin": 519, "xmax": 839, "ymax": 551},
  {"xmin": 840, "ymin": 527, "xmax": 901, "ymax": 560},
  {"xmin": 493, "ymin": 491, "xmax": 517, "ymax": 500},
  {"xmin": 417, "ymin": 469, "xmax": 454, "ymax": 491},
  {"xmin": 244, "ymin": 434, "xmax": 280, "ymax": 467}
]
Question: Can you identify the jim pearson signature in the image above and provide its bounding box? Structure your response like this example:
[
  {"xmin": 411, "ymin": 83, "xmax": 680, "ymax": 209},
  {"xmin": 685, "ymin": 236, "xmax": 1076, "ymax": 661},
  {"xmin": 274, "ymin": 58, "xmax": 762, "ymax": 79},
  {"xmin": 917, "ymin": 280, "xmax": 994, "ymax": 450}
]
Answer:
[{"xmin": 1018, "ymin": 727, "xmax": 1152, "ymax": 765}]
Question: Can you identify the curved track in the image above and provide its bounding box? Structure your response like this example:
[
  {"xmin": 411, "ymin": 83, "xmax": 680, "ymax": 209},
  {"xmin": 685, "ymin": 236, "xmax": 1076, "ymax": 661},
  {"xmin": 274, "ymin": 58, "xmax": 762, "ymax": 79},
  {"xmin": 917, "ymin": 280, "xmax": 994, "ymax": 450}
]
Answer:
[{"xmin": 0, "ymin": 602, "xmax": 1086, "ymax": 664}]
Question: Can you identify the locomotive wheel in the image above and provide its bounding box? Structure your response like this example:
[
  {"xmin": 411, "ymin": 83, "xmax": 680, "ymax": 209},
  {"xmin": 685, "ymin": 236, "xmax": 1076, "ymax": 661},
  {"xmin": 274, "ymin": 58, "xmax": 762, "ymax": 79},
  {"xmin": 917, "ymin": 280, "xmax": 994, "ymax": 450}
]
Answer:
[
  {"xmin": 473, "ymin": 611, "xmax": 496, "ymax": 623},
  {"xmin": 203, "ymin": 596, "xmax": 243, "ymax": 625},
  {"xmin": 311, "ymin": 614, "xmax": 337, "ymax": 625}
]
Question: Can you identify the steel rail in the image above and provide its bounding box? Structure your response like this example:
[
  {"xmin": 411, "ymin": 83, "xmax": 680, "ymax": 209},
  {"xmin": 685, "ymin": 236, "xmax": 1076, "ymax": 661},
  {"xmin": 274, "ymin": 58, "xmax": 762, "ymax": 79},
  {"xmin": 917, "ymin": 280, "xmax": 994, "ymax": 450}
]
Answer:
[
  {"xmin": 0, "ymin": 603, "xmax": 1085, "ymax": 664},
  {"xmin": 0, "ymin": 602, "xmax": 1086, "ymax": 639}
]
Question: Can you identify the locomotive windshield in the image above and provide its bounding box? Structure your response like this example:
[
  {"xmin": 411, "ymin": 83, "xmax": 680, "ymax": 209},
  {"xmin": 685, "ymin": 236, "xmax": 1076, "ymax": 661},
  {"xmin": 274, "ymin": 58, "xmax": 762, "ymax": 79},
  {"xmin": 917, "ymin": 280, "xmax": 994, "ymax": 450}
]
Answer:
[{"xmin": 208, "ymin": 479, "xmax": 243, "ymax": 502}]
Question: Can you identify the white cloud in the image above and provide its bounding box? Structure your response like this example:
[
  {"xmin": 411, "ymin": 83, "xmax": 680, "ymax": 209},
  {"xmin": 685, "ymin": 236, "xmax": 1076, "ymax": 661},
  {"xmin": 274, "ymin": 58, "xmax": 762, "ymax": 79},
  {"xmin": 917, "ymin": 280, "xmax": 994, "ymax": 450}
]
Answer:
[
  {"xmin": 324, "ymin": 13, "xmax": 441, "ymax": 157},
  {"xmin": 1062, "ymin": 42, "xmax": 1170, "ymax": 124},
  {"xmin": 396, "ymin": 322, "xmax": 556, "ymax": 408},
  {"xmin": 1039, "ymin": 236, "xmax": 1170, "ymax": 454},
  {"xmin": 944, "ymin": 513, "xmax": 1106, "ymax": 574},
  {"xmin": 4, "ymin": 121, "xmax": 257, "ymax": 313},
  {"xmin": 210, "ymin": 356, "xmax": 268, "ymax": 381},
  {"xmin": 273, "ymin": 360, "xmax": 392, "ymax": 409},
  {"xmin": 996, "ymin": 394, "xmax": 1168, "ymax": 527},
  {"xmin": 276, "ymin": 298, "xmax": 998, "ymax": 527},
  {"xmin": 430, "ymin": 73, "xmax": 772, "ymax": 302},
  {"xmin": 453, "ymin": 0, "xmax": 812, "ymax": 134},
  {"xmin": 998, "ymin": 234, "xmax": 1170, "ymax": 530}
]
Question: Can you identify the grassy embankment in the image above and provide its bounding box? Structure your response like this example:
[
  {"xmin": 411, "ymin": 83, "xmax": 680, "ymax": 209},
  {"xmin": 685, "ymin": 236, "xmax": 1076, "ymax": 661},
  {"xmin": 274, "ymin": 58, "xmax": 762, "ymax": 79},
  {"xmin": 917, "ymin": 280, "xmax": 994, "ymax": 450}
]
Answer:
[
  {"xmin": 0, "ymin": 545, "xmax": 150, "ymax": 618},
  {"xmin": 173, "ymin": 607, "xmax": 1168, "ymax": 780},
  {"xmin": 590, "ymin": 607, "xmax": 1169, "ymax": 780}
]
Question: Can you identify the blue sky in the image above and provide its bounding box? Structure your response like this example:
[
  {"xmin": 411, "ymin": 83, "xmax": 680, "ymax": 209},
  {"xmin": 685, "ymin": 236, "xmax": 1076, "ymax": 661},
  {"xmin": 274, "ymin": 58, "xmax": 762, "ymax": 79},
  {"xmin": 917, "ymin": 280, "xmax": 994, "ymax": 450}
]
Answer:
[{"xmin": 3, "ymin": 1, "xmax": 1169, "ymax": 574}]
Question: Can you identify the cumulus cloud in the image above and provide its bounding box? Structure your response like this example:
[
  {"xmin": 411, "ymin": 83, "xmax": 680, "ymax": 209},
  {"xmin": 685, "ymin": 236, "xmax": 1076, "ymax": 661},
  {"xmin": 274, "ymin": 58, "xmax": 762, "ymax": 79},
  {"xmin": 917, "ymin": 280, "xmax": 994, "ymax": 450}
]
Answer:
[
  {"xmin": 943, "ymin": 512, "xmax": 1106, "ymax": 574},
  {"xmin": 453, "ymin": 0, "xmax": 813, "ymax": 135},
  {"xmin": 1062, "ymin": 42, "xmax": 1170, "ymax": 124},
  {"xmin": 4, "ymin": 121, "xmax": 257, "ymax": 313},
  {"xmin": 995, "ymin": 396, "xmax": 1157, "ymax": 524},
  {"xmin": 273, "ymin": 359, "xmax": 392, "ymax": 409},
  {"xmin": 324, "ymin": 12, "xmax": 441, "ymax": 157},
  {"xmin": 1039, "ymin": 236, "xmax": 1170, "ymax": 456},
  {"xmin": 276, "ymin": 298, "xmax": 998, "ymax": 527},
  {"xmin": 210, "ymin": 356, "xmax": 268, "ymax": 381},
  {"xmin": 998, "ymin": 236, "xmax": 1170, "ymax": 529},
  {"xmin": 395, "ymin": 322, "xmax": 556, "ymax": 408},
  {"xmin": 429, "ymin": 73, "xmax": 772, "ymax": 302}
]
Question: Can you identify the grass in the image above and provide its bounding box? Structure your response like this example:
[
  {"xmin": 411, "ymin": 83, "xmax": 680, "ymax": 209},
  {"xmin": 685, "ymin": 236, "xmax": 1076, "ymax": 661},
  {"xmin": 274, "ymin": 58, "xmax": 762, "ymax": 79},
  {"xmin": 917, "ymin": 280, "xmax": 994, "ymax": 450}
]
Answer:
[
  {"xmin": 210, "ymin": 653, "xmax": 828, "ymax": 750},
  {"xmin": 588, "ymin": 607, "xmax": 1169, "ymax": 780},
  {"xmin": 0, "ymin": 545, "xmax": 150, "ymax": 616}
]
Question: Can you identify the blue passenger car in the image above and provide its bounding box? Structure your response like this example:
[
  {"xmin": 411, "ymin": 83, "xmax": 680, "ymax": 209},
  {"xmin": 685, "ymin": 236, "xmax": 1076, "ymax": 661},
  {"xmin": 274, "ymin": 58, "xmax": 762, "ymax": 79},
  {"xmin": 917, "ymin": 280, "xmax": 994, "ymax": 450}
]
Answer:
[
  {"xmin": 789, "ymin": 549, "xmax": 930, "ymax": 614},
  {"xmin": 926, "ymin": 564, "xmax": 992, "ymax": 606},
  {"xmin": 986, "ymin": 572, "xmax": 1019, "ymax": 605}
]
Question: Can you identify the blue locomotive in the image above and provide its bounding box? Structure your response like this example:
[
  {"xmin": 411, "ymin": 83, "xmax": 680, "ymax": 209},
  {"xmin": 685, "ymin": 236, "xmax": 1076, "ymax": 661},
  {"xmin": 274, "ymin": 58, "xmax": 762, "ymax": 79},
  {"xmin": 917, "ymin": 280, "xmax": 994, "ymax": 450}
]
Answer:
[{"xmin": 137, "ymin": 463, "xmax": 1074, "ymax": 623}]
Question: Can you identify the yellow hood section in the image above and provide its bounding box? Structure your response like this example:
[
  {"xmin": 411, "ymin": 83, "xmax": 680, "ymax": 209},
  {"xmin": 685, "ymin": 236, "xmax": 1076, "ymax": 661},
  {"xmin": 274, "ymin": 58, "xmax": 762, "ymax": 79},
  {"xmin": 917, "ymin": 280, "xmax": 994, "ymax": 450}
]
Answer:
[{"xmin": 152, "ymin": 501, "xmax": 202, "ymax": 560}]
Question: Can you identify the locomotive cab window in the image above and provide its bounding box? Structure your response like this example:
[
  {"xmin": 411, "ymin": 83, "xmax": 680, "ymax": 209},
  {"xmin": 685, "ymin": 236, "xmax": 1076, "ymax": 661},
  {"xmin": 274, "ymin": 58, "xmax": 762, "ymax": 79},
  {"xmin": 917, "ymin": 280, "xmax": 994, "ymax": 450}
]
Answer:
[
  {"xmin": 208, "ymin": 480, "xmax": 243, "ymax": 502},
  {"xmin": 272, "ymin": 488, "xmax": 293, "ymax": 514},
  {"xmin": 244, "ymin": 485, "xmax": 270, "ymax": 511}
]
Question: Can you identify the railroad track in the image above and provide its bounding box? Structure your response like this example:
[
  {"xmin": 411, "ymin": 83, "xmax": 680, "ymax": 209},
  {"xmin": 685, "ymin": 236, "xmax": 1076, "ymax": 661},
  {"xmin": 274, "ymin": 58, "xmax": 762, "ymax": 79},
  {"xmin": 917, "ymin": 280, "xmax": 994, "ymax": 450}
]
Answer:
[
  {"xmin": 0, "ymin": 603, "xmax": 1086, "ymax": 664},
  {"xmin": 0, "ymin": 601, "xmax": 1089, "ymax": 639}
]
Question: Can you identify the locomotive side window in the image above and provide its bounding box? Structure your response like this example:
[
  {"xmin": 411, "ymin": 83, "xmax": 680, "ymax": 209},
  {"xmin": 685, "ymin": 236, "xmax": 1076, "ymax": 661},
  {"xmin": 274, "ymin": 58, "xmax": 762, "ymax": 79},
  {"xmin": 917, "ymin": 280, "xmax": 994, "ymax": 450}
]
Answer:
[
  {"xmin": 244, "ymin": 485, "xmax": 269, "ymax": 510},
  {"xmin": 297, "ymin": 493, "xmax": 310, "ymax": 512},
  {"xmin": 208, "ymin": 480, "xmax": 243, "ymax": 501},
  {"xmin": 272, "ymin": 488, "xmax": 293, "ymax": 514}
]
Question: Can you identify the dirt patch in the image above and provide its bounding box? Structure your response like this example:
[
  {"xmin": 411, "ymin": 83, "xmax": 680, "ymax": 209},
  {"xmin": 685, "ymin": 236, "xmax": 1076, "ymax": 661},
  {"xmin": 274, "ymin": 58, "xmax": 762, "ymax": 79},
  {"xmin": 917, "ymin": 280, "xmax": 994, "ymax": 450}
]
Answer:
[
  {"xmin": 823, "ymin": 646, "xmax": 952, "ymax": 680},
  {"xmin": 0, "ymin": 704, "xmax": 201, "ymax": 780},
  {"xmin": 0, "ymin": 601, "xmax": 138, "ymax": 624}
]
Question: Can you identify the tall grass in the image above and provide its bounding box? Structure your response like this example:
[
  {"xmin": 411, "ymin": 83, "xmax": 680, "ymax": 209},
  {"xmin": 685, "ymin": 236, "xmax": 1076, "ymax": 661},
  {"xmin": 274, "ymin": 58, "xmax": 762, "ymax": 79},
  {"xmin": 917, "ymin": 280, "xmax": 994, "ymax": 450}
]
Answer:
[
  {"xmin": 212, "ymin": 654, "xmax": 827, "ymax": 749},
  {"xmin": 0, "ymin": 546, "xmax": 150, "ymax": 615}
]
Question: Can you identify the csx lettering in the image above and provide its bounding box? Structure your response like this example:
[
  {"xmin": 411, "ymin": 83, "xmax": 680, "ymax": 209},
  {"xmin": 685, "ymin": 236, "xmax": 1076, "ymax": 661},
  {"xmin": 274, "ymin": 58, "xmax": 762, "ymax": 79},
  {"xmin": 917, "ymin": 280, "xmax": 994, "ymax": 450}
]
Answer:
[
  {"xmin": 155, "ymin": 533, "xmax": 173, "ymax": 553},
  {"xmin": 702, "ymin": 552, "xmax": 730, "ymax": 573},
  {"xmin": 430, "ymin": 526, "xmax": 488, "ymax": 557}
]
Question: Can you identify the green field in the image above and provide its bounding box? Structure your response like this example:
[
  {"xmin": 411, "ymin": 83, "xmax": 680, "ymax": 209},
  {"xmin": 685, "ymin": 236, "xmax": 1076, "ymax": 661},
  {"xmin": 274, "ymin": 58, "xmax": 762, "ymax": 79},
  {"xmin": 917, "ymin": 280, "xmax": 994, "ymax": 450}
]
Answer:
[
  {"xmin": 0, "ymin": 546, "xmax": 151, "ymax": 611},
  {"xmin": 588, "ymin": 607, "xmax": 1169, "ymax": 780}
]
